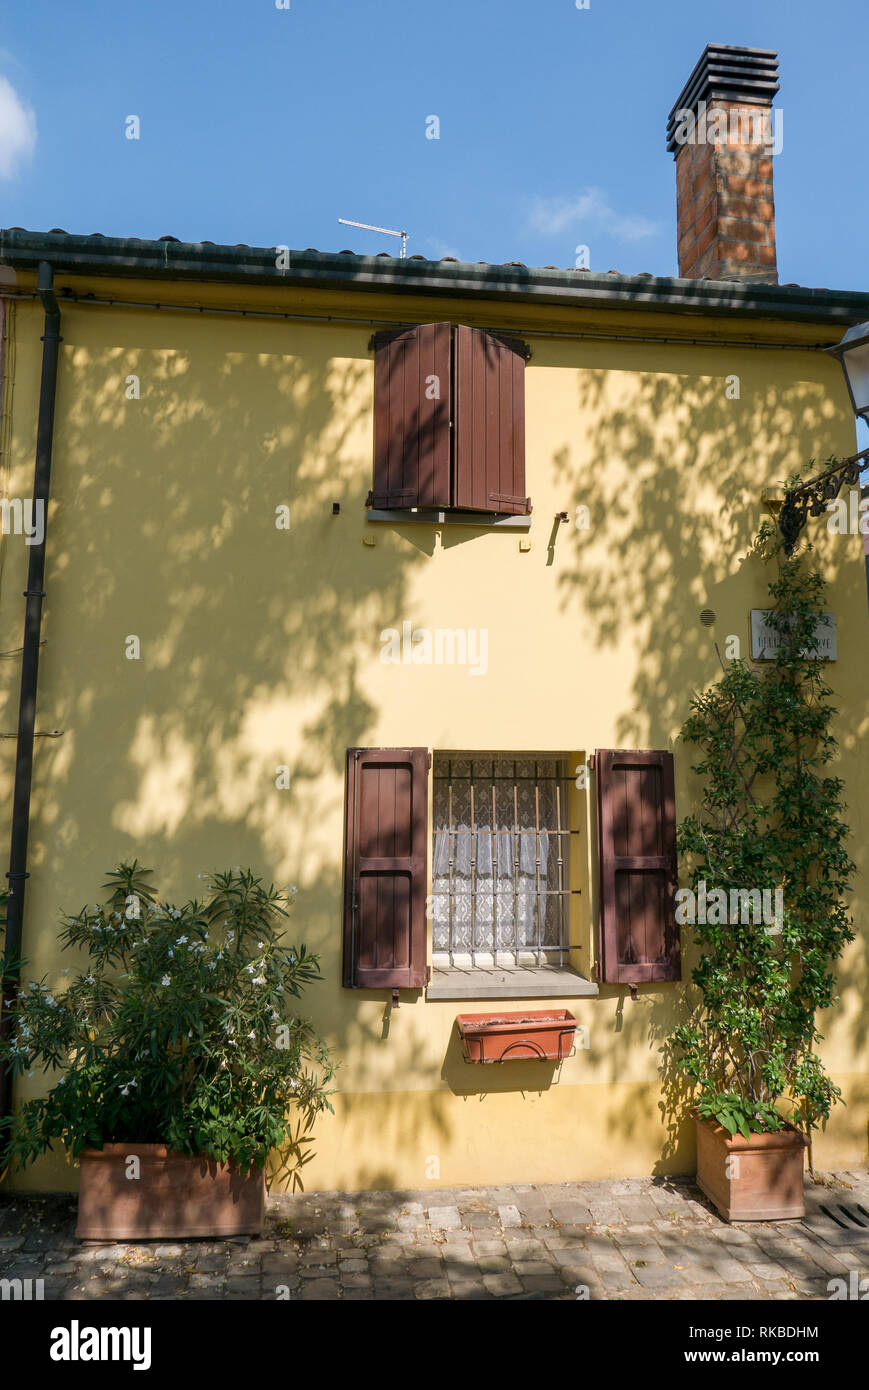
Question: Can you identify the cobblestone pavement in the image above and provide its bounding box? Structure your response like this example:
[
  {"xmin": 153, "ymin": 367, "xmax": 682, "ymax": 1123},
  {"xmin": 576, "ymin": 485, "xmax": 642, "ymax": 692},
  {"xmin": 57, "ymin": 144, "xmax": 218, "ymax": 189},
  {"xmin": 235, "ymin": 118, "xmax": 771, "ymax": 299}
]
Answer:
[{"xmin": 2, "ymin": 1171, "xmax": 868, "ymax": 1300}]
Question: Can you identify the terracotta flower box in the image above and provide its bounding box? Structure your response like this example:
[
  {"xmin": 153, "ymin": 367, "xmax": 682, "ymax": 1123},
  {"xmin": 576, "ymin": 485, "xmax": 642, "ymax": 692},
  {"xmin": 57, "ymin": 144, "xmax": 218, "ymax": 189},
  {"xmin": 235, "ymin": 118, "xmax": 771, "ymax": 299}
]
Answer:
[
  {"xmin": 695, "ymin": 1116, "xmax": 807, "ymax": 1222},
  {"xmin": 75, "ymin": 1143, "xmax": 266, "ymax": 1240},
  {"xmin": 456, "ymin": 1009, "xmax": 577, "ymax": 1063}
]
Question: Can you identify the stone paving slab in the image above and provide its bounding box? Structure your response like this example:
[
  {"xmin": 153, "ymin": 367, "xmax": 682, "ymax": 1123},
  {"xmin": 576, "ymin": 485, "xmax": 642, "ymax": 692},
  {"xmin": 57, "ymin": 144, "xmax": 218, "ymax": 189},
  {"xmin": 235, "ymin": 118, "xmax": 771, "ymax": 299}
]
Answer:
[{"xmin": 1, "ymin": 1171, "xmax": 868, "ymax": 1301}]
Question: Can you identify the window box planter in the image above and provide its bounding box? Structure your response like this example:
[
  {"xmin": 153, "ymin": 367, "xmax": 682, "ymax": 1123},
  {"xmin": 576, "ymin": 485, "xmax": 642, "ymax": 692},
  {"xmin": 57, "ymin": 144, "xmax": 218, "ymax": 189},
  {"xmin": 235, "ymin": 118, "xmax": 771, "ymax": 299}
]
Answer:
[
  {"xmin": 695, "ymin": 1116, "xmax": 807, "ymax": 1222},
  {"xmin": 75, "ymin": 1143, "xmax": 266, "ymax": 1240},
  {"xmin": 456, "ymin": 1009, "xmax": 577, "ymax": 1063}
]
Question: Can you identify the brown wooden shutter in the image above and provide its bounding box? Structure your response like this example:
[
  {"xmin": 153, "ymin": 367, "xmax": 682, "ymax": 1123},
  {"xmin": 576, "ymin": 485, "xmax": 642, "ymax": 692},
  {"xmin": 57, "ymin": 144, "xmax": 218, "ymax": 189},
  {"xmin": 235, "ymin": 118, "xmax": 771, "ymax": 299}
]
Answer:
[
  {"xmin": 595, "ymin": 749, "xmax": 680, "ymax": 983},
  {"xmin": 453, "ymin": 326, "xmax": 530, "ymax": 514},
  {"xmin": 370, "ymin": 323, "xmax": 451, "ymax": 509},
  {"xmin": 343, "ymin": 748, "xmax": 429, "ymax": 989}
]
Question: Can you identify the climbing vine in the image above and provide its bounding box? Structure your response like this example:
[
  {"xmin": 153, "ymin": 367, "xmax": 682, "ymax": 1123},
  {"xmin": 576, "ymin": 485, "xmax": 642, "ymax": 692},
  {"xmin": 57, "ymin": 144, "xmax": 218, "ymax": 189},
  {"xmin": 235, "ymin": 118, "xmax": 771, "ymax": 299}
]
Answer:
[{"xmin": 673, "ymin": 523, "xmax": 854, "ymax": 1140}]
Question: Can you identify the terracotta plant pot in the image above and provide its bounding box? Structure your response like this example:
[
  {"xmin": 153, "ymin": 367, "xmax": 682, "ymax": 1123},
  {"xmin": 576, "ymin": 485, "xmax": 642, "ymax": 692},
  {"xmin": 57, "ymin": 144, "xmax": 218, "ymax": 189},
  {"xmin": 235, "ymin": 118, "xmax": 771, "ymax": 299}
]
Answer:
[
  {"xmin": 456, "ymin": 1009, "xmax": 577, "ymax": 1063},
  {"xmin": 75, "ymin": 1143, "xmax": 266, "ymax": 1240},
  {"xmin": 695, "ymin": 1115, "xmax": 807, "ymax": 1222}
]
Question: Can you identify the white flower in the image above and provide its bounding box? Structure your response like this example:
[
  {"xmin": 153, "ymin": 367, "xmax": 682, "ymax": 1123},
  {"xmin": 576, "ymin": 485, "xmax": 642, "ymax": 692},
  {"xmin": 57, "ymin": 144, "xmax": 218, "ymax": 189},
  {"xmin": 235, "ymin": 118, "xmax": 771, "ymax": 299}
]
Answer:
[
  {"xmin": 176, "ymin": 935, "xmax": 187, "ymax": 945},
  {"xmin": 161, "ymin": 974, "xmax": 171, "ymax": 986},
  {"xmin": 57, "ymin": 1076, "xmax": 66, "ymax": 1086},
  {"xmin": 247, "ymin": 1030, "xmax": 256, "ymax": 1040},
  {"xmin": 252, "ymin": 976, "xmax": 267, "ymax": 987},
  {"xmin": 44, "ymin": 994, "xmax": 56, "ymax": 1008}
]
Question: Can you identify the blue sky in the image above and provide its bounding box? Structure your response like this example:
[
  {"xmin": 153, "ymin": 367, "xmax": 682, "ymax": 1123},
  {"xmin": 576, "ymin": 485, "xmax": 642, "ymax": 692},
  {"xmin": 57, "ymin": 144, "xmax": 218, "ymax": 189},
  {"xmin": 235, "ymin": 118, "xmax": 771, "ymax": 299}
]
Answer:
[{"xmin": 0, "ymin": 0, "xmax": 866, "ymax": 294}]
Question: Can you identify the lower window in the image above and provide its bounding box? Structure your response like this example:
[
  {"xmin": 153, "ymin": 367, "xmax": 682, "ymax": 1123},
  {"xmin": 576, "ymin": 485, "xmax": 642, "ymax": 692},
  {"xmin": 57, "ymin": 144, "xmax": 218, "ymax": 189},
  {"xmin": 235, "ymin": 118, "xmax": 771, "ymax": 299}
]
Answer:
[{"xmin": 431, "ymin": 753, "xmax": 571, "ymax": 968}]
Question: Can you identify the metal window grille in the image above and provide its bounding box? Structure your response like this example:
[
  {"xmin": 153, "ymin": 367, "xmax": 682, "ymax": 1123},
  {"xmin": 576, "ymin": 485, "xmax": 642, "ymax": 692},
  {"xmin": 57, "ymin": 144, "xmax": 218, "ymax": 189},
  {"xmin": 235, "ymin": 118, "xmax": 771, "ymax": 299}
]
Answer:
[{"xmin": 431, "ymin": 753, "xmax": 571, "ymax": 968}]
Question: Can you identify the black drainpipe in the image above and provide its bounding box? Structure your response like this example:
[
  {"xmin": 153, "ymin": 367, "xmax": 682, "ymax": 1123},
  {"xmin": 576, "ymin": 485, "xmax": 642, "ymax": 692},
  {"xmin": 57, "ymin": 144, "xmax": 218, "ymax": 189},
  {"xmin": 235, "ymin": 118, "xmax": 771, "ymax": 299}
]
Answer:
[{"xmin": 0, "ymin": 262, "xmax": 61, "ymax": 1146}]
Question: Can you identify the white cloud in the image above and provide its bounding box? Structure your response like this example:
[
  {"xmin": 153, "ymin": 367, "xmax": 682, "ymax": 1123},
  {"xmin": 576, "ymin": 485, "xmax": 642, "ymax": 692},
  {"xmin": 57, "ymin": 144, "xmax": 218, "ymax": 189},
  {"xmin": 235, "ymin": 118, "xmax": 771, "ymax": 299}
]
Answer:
[
  {"xmin": 0, "ymin": 77, "xmax": 36, "ymax": 179},
  {"xmin": 422, "ymin": 236, "xmax": 463, "ymax": 262},
  {"xmin": 527, "ymin": 188, "xmax": 658, "ymax": 243}
]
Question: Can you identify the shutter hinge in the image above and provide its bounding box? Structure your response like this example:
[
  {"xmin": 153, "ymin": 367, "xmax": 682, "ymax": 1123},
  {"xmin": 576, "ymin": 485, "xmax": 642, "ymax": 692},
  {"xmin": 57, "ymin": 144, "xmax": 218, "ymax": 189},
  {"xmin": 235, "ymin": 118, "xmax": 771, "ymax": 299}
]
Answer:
[
  {"xmin": 588, "ymin": 754, "xmax": 596, "ymax": 771},
  {"xmin": 427, "ymin": 751, "xmax": 432, "ymax": 770},
  {"xmin": 369, "ymin": 326, "xmax": 412, "ymax": 352},
  {"xmin": 391, "ymin": 988, "xmax": 400, "ymax": 1008}
]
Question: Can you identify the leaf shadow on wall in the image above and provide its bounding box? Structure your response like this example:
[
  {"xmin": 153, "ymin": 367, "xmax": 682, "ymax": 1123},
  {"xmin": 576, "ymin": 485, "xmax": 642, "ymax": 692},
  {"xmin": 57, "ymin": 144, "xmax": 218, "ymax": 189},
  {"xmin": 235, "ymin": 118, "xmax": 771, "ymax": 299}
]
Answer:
[
  {"xmin": 0, "ymin": 310, "xmax": 454, "ymax": 1190},
  {"xmin": 548, "ymin": 346, "xmax": 869, "ymax": 1172}
]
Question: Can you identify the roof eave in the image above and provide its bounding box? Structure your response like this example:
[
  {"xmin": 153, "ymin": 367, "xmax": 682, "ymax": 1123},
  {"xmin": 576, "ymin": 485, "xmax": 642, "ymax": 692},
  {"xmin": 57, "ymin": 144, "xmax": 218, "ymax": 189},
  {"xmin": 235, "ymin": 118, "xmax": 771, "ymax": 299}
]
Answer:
[{"xmin": 2, "ymin": 229, "xmax": 868, "ymax": 327}]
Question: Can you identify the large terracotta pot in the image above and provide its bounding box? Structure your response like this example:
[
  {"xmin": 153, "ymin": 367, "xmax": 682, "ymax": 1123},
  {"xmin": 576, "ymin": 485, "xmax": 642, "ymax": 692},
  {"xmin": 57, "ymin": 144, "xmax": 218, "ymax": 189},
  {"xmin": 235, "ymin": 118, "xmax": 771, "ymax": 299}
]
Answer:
[
  {"xmin": 76, "ymin": 1143, "xmax": 265, "ymax": 1240},
  {"xmin": 695, "ymin": 1115, "xmax": 807, "ymax": 1222}
]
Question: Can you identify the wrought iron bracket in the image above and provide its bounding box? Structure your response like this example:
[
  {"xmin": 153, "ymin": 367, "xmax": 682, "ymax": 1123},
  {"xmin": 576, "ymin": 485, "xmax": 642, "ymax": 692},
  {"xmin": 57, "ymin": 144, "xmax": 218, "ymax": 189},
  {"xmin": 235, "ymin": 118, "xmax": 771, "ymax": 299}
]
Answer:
[{"xmin": 777, "ymin": 447, "xmax": 869, "ymax": 554}]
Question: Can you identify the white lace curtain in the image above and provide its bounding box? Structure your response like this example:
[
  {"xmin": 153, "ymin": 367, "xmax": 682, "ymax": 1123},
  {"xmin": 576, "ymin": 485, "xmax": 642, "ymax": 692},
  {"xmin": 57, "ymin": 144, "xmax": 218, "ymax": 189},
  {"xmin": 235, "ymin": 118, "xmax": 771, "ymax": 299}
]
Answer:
[{"xmin": 431, "ymin": 757, "xmax": 563, "ymax": 955}]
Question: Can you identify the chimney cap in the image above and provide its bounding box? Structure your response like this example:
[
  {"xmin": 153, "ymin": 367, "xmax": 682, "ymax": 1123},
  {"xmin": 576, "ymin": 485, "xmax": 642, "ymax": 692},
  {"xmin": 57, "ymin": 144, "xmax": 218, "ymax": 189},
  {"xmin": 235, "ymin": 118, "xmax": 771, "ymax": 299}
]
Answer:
[{"xmin": 666, "ymin": 43, "xmax": 780, "ymax": 152}]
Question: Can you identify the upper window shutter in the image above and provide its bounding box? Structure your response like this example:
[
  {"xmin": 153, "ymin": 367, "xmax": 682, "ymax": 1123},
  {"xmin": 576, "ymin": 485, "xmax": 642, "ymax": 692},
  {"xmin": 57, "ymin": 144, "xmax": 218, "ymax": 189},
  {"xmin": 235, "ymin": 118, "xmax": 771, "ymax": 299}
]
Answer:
[
  {"xmin": 595, "ymin": 749, "xmax": 680, "ymax": 984},
  {"xmin": 343, "ymin": 747, "xmax": 429, "ymax": 990},
  {"xmin": 453, "ymin": 325, "xmax": 530, "ymax": 515},
  {"xmin": 370, "ymin": 323, "xmax": 451, "ymax": 509}
]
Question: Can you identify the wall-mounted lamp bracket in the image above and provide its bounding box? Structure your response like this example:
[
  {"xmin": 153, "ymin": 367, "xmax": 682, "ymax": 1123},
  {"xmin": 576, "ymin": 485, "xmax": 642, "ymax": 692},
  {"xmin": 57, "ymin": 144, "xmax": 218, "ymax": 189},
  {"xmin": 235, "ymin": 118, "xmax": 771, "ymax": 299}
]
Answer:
[{"xmin": 778, "ymin": 447, "xmax": 869, "ymax": 554}]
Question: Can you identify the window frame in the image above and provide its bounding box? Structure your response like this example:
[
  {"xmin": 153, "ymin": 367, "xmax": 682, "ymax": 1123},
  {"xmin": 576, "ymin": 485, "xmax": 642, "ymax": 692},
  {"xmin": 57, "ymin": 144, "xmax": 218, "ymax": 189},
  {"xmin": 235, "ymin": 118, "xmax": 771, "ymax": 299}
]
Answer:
[{"xmin": 429, "ymin": 751, "xmax": 574, "ymax": 973}]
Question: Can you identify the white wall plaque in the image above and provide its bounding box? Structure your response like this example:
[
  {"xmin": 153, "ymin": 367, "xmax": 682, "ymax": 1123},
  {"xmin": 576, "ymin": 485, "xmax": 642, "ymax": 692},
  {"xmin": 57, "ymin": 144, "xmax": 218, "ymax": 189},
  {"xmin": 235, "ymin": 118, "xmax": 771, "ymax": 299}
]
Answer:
[{"xmin": 750, "ymin": 610, "xmax": 836, "ymax": 661}]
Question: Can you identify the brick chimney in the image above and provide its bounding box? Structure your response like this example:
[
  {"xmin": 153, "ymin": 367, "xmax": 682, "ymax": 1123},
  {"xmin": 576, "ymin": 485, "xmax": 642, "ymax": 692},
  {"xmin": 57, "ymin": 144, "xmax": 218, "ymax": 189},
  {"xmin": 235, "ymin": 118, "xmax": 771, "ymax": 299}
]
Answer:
[{"xmin": 667, "ymin": 44, "xmax": 780, "ymax": 283}]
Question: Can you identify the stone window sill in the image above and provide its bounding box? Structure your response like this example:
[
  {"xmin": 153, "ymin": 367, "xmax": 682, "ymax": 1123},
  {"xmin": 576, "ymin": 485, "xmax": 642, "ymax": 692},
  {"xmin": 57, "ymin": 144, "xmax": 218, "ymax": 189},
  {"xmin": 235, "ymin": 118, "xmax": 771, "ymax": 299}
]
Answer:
[
  {"xmin": 426, "ymin": 965, "xmax": 598, "ymax": 1001},
  {"xmin": 367, "ymin": 507, "xmax": 532, "ymax": 530}
]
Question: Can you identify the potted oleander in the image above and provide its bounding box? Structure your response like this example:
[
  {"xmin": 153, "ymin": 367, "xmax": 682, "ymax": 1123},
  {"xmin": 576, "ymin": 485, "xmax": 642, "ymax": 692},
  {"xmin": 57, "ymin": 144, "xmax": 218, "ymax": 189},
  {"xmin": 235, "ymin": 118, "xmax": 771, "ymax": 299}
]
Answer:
[
  {"xmin": 0, "ymin": 863, "xmax": 334, "ymax": 1239},
  {"xmin": 673, "ymin": 522, "xmax": 854, "ymax": 1221}
]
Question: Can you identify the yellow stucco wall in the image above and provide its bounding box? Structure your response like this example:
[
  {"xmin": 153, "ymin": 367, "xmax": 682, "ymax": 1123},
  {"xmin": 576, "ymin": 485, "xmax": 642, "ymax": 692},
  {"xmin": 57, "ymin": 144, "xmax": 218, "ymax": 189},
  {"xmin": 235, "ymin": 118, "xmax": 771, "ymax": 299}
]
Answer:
[{"xmin": 1, "ymin": 273, "xmax": 867, "ymax": 1192}]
